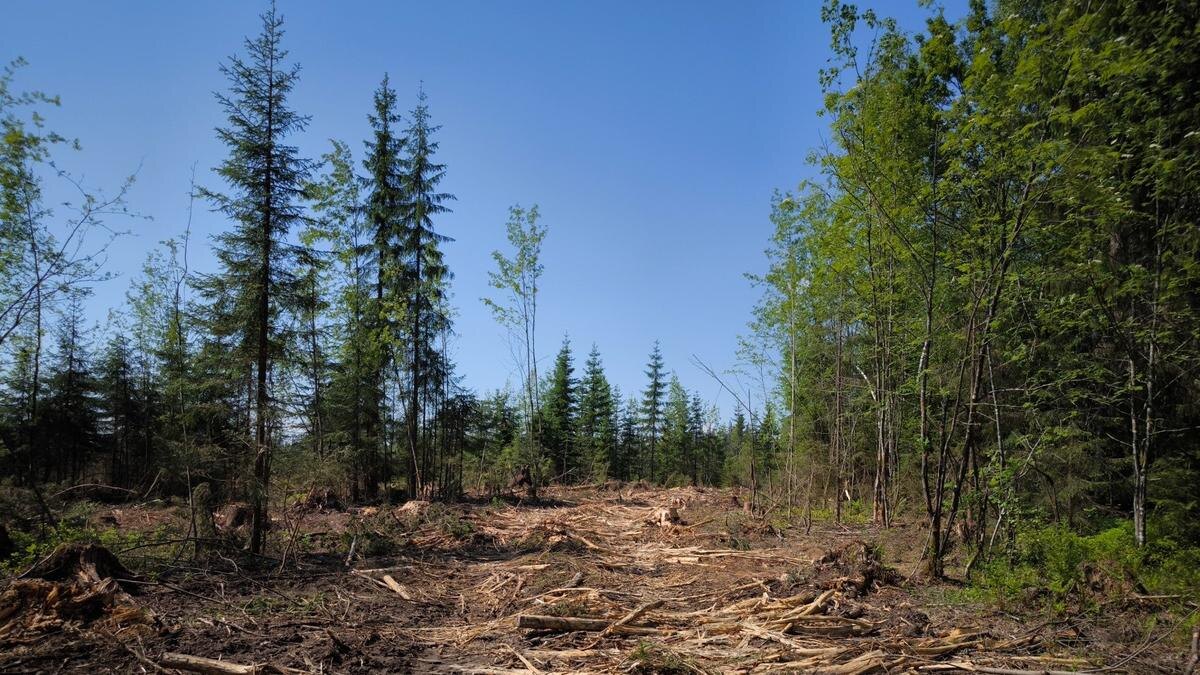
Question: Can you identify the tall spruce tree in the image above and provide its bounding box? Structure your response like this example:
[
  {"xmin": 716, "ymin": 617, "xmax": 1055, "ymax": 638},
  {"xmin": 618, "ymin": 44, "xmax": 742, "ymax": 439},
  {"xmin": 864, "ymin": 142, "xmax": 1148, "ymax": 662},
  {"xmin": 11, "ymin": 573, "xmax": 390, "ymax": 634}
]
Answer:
[
  {"xmin": 198, "ymin": 2, "xmax": 311, "ymax": 553},
  {"xmin": 360, "ymin": 75, "xmax": 405, "ymax": 498},
  {"xmin": 399, "ymin": 86, "xmax": 454, "ymax": 498}
]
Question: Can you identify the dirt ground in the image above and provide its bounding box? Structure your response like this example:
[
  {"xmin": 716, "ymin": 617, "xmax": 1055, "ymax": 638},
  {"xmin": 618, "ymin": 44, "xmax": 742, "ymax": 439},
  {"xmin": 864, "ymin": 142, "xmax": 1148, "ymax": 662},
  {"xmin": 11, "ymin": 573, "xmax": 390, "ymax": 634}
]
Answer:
[{"xmin": 0, "ymin": 485, "xmax": 1193, "ymax": 673}]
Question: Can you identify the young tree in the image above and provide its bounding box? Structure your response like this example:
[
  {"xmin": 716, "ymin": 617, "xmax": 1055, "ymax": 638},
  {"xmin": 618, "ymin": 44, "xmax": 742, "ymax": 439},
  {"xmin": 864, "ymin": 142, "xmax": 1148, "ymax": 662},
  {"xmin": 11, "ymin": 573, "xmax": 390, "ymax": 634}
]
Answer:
[
  {"xmin": 97, "ymin": 331, "xmax": 155, "ymax": 489},
  {"xmin": 616, "ymin": 392, "xmax": 640, "ymax": 482},
  {"xmin": 40, "ymin": 295, "xmax": 100, "ymax": 483},
  {"xmin": 484, "ymin": 205, "xmax": 547, "ymax": 491},
  {"xmin": 662, "ymin": 374, "xmax": 692, "ymax": 484},
  {"xmin": 312, "ymin": 140, "xmax": 378, "ymax": 500},
  {"xmin": 639, "ymin": 341, "xmax": 666, "ymax": 482},
  {"xmin": 197, "ymin": 2, "xmax": 311, "ymax": 553},
  {"xmin": 576, "ymin": 344, "xmax": 616, "ymax": 480},
  {"xmin": 540, "ymin": 336, "xmax": 576, "ymax": 481}
]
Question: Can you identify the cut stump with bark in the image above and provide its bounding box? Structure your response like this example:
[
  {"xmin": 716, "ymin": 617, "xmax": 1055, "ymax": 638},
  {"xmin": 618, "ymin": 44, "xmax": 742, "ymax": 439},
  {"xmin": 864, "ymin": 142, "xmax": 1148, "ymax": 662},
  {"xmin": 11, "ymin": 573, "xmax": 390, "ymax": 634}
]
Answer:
[{"xmin": 1, "ymin": 543, "xmax": 156, "ymax": 639}]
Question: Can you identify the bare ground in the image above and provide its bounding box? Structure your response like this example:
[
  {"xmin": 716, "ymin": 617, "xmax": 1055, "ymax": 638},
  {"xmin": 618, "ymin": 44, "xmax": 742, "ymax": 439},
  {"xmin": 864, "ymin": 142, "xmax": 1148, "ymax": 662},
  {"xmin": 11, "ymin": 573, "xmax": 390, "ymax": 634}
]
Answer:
[{"xmin": 0, "ymin": 485, "xmax": 1193, "ymax": 673}]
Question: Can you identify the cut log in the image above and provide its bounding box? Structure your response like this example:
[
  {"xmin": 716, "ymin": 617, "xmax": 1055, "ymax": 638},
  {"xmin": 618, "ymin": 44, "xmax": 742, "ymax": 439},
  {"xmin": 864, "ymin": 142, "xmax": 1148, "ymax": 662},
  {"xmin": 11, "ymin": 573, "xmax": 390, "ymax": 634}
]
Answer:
[
  {"xmin": 516, "ymin": 614, "xmax": 658, "ymax": 635},
  {"xmin": 160, "ymin": 653, "xmax": 260, "ymax": 674}
]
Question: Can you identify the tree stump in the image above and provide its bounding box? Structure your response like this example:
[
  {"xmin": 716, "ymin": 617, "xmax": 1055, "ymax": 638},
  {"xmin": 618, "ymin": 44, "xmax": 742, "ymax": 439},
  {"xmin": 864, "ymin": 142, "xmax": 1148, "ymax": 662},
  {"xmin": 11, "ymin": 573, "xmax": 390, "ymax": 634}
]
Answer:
[
  {"xmin": 1, "ymin": 543, "xmax": 156, "ymax": 638},
  {"xmin": 0, "ymin": 523, "xmax": 13, "ymax": 562},
  {"xmin": 21, "ymin": 542, "xmax": 141, "ymax": 589},
  {"xmin": 192, "ymin": 483, "xmax": 218, "ymax": 558}
]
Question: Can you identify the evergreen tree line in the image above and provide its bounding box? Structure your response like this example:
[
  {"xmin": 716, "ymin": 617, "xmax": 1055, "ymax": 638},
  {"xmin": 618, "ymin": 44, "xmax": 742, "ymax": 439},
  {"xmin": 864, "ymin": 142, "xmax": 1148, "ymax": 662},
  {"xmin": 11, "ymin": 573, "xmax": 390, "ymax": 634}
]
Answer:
[{"xmin": 747, "ymin": 0, "xmax": 1199, "ymax": 575}]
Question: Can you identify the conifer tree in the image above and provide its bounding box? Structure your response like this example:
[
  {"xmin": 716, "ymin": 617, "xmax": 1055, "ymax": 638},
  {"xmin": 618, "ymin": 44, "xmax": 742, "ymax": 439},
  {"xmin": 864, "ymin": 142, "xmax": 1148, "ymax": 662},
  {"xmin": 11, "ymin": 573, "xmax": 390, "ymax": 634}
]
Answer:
[
  {"xmin": 639, "ymin": 341, "xmax": 666, "ymax": 481},
  {"xmin": 576, "ymin": 344, "xmax": 616, "ymax": 480},
  {"xmin": 616, "ymin": 392, "xmax": 640, "ymax": 481},
  {"xmin": 97, "ymin": 331, "xmax": 155, "ymax": 488},
  {"xmin": 360, "ymin": 76, "xmax": 405, "ymax": 496},
  {"xmin": 399, "ymin": 86, "xmax": 454, "ymax": 498},
  {"xmin": 197, "ymin": 2, "xmax": 311, "ymax": 553},
  {"xmin": 540, "ymin": 336, "xmax": 576, "ymax": 480},
  {"xmin": 40, "ymin": 295, "xmax": 99, "ymax": 483}
]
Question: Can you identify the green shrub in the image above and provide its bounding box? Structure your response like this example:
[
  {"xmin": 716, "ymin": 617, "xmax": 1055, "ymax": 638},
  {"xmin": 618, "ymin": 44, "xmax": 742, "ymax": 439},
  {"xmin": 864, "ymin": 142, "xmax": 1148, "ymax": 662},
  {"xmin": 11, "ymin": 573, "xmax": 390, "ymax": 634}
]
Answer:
[
  {"xmin": 971, "ymin": 520, "xmax": 1200, "ymax": 611},
  {"xmin": 2, "ymin": 521, "xmax": 157, "ymax": 575}
]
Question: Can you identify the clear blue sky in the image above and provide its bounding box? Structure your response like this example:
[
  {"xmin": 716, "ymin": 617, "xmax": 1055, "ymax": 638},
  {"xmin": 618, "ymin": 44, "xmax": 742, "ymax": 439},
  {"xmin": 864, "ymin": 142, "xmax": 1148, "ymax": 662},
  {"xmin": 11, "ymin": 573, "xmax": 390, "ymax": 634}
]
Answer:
[{"xmin": 3, "ymin": 1, "xmax": 961, "ymax": 416}]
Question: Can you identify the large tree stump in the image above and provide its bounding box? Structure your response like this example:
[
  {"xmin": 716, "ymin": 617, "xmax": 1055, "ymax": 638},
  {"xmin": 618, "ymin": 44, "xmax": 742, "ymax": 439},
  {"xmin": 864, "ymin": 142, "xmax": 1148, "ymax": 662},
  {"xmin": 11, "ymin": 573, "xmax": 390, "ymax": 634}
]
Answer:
[
  {"xmin": 1, "ymin": 543, "xmax": 155, "ymax": 638},
  {"xmin": 21, "ymin": 542, "xmax": 141, "ymax": 589},
  {"xmin": 508, "ymin": 465, "xmax": 532, "ymax": 492}
]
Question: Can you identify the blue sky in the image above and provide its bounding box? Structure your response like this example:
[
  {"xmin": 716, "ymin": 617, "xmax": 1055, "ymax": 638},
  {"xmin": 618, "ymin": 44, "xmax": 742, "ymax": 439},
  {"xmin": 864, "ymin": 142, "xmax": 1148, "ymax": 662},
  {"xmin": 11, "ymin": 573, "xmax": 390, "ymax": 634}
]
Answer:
[{"xmin": 3, "ymin": 1, "xmax": 961, "ymax": 416}]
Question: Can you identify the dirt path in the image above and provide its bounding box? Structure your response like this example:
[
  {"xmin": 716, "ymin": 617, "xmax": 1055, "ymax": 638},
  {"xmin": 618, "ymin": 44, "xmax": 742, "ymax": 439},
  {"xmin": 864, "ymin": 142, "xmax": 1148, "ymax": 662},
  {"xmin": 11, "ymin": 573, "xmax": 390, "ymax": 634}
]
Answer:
[{"xmin": 0, "ymin": 486, "xmax": 1181, "ymax": 673}]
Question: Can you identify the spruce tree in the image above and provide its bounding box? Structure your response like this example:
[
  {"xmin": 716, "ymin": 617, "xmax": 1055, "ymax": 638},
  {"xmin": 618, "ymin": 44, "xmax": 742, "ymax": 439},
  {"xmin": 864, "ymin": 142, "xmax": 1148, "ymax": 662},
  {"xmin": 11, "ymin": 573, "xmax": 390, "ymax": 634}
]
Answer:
[
  {"xmin": 360, "ymin": 76, "xmax": 405, "ymax": 497},
  {"xmin": 197, "ymin": 2, "xmax": 311, "ymax": 552},
  {"xmin": 399, "ymin": 86, "xmax": 454, "ymax": 498},
  {"xmin": 576, "ymin": 344, "xmax": 616, "ymax": 480},
  {"xmin": 639, "ymin": 341, "xmax": 666, "ymax": 482},
  {"xmin": 97, "ymin": 332, "xmax": 154, "ymax": 488},
  {"xmin": 540, "ymin": 336, "xmax": 576, "ymax": 480},
  {"xmin": 617, "ymin": 393, "xmax": 640, "ymax": 482},
  {"xmin": 40, "ymin": 296, "xmax": 99, "ymax": 484}
]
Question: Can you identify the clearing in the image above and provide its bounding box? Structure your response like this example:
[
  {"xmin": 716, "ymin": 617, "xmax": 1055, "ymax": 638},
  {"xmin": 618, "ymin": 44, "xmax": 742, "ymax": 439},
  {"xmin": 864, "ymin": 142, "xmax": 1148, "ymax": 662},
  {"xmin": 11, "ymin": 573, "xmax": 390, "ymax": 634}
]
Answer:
[{"xmin": 0, "ymin": 485, "xmax": 1190, "ymax": 673}]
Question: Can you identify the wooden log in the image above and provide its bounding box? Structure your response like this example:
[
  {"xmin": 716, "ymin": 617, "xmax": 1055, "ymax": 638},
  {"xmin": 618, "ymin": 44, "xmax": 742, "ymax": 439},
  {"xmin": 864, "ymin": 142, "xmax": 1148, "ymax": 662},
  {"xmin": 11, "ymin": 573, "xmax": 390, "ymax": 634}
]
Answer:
[
  {"xmin": 160, "ymin": 652, "xmax": 260, "ymax": 674},
  {"xmin": 382, "ymin": 574, "xmax": 414, "ymax": 601},
  {"xmin": 516, "ymin": 614, "xmax": 658, "ymax": 635}
]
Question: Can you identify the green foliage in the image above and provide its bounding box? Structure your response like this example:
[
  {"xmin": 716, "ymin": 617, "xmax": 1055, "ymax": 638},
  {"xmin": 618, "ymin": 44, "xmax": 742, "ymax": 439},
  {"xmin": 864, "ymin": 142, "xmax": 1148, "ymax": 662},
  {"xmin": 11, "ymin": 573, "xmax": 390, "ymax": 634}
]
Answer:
[
  {"xmin": 2, "ymin": 520, "xmax": 162, "ymax": 576},
  {"xmin": 971, "ymin": 521, "xmax": 1200, "ymax": 611}
]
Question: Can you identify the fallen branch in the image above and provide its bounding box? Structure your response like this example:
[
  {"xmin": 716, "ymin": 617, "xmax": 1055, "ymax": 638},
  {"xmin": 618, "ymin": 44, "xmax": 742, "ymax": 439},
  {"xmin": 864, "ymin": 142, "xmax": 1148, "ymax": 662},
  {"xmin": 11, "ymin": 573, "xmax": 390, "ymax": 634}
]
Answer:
[
  {"xmin": 584, "ymin": 599, "xmax": 663, "ymax": 647},
  {"xmin": 516, "ymin": 614, "xmax": 659, "ymax": 635},
  {"xmin": 382, "ymin": 574, "xmax": 415, "ymax": 601},
  {"xmin": 159, "ymin": 652, "xmax": 260, "ymax": 674}
]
